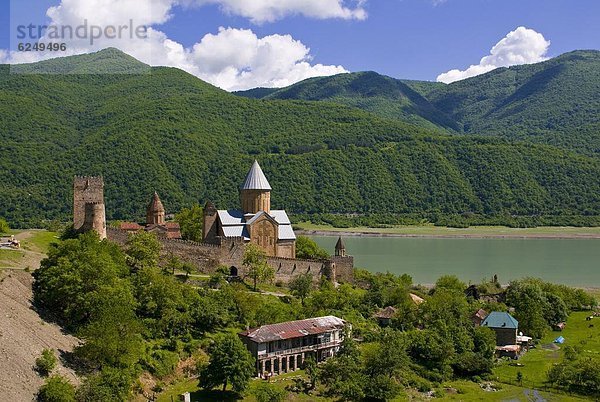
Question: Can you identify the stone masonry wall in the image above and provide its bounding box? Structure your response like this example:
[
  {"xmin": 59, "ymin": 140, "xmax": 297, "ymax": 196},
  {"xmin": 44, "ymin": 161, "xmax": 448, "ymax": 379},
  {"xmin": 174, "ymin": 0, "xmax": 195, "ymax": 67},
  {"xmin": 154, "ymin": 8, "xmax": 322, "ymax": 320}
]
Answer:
[{"xmin": 106, "ymin": 228, "xmax": 354, "ymax": 284}]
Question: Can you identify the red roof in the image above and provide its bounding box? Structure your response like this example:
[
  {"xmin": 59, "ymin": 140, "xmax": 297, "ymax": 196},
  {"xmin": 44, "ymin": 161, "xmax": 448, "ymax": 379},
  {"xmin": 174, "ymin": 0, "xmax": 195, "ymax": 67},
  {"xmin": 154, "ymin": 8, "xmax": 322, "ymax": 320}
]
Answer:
[
  {"xmin": 240, "ymin": 316, "xmax": 345, "ymax": 344},
  {"xmin": 164, "ymin": 222, "xmax": 180, "ymax": 230},
  {"xmin": 120, "ymin": 222, "xmax": 143, "ymax": 231}
]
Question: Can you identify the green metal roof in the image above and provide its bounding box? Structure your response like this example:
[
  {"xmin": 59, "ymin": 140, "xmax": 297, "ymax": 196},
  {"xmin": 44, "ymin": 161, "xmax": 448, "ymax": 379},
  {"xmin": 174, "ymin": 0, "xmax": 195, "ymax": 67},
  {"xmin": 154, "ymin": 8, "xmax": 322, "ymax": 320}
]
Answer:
[{"xmin": 481, "ymin": 312, "xmax": 518, "ymax": 329}]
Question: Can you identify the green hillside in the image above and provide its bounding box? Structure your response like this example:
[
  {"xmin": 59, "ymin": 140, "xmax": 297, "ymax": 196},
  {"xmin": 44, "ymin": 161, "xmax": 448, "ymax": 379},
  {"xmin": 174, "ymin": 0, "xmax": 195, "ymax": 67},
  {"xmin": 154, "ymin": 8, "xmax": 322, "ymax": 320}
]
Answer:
[
  {"xmin": 1, "ymin": 49, "xmax": 599, "ymax": 227},
  {"xmin": 236, "ymin": 71, "xmax": 458, "ymax": 132},
  {"xmin": 241, "ymin": 50, "xmax": 600, "ymax": 155}
]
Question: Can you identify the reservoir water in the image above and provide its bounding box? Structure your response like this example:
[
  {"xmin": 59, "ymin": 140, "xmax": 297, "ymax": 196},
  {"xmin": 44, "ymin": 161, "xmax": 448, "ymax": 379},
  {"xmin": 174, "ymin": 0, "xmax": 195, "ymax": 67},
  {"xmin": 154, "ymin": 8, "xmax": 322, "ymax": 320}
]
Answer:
[{"xmin": 310, "ymin": 236, "xmax": 600, "ymax": 287}]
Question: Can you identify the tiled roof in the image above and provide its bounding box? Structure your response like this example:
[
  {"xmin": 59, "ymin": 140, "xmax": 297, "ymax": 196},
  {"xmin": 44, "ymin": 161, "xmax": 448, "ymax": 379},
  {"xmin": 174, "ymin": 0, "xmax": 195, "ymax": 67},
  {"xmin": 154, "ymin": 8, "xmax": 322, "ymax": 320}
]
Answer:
[
  {"xmin": 120, "ymin": 222, "xmax": 143, "ymax": 231},
  {"xmin": 374, "ymin": 306, "xmax": 397, "ymax": 319},
  {"xmin": 481, "ymin": 312, "xmax": 519, "ymax": 329},
  {"xmin": 217, "ymin": 209, "xmax": 296, "ymax": 241},
  {"xmin": 241, "ymin": 160, "xmax": 272, "ymax": 190},
  {"xmin": 240, "ymin": 316, "xmax": 345, "ymax": 343},
  {"xmin": 409, "ymin": 293, "xmax": 425, "ymax": 305}
]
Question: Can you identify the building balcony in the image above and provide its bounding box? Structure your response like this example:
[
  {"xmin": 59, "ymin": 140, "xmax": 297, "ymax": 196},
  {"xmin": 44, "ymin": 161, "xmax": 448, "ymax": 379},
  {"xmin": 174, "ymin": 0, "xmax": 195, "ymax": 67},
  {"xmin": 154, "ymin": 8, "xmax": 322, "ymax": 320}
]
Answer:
[{"xmin": 259, "ymin": 341, "xmax": 340, "ymax": 359}]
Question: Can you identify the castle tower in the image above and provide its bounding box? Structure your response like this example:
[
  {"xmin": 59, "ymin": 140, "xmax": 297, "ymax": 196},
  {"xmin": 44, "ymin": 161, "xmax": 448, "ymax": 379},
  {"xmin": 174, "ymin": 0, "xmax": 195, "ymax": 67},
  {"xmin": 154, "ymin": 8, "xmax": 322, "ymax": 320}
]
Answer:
[
  {"xmin": 73, "ymin": 176, "xmax": 105, "ymax": 237},
  {"xmin": 335, "ymin": 237, "xmax": 346, "ymax": 257},
  {"xmin": 146, "ymin": 192, "xmax": 166, "ymax": 225},
  {"xmin": 240, "ymin": 160, "xmax": 272, "ymax": 214},
  {"xmin": 81, "ymin": 202, "xmax": 107, "ymax": 239},
  {"xmin": 203, "ymin": 201, "xmax": 218, "ymax": 243}
]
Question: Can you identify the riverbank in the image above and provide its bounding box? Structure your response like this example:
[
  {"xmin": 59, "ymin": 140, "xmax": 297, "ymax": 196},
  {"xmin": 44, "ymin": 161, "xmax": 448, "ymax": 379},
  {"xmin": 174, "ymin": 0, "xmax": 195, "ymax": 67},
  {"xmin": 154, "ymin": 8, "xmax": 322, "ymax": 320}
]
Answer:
[{"xmin": 295, "ymin": 223, "xmax": 600, "ymax": 239}]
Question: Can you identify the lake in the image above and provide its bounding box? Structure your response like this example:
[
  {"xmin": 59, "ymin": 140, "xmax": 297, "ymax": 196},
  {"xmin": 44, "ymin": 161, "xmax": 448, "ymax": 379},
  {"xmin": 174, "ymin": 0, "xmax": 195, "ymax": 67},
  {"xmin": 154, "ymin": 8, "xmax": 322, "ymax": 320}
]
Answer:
[{"xmin": 310, "ymin": 236, "xmax": 600, "ymax": 287}]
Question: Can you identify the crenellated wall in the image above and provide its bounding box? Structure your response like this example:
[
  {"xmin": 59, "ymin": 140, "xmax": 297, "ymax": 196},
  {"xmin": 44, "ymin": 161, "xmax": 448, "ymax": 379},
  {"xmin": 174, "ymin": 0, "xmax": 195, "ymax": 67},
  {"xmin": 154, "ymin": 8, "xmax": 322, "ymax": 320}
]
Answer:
[{"xmin": 106, "ymin": 228, "xmax": 353, "ymax": 284}]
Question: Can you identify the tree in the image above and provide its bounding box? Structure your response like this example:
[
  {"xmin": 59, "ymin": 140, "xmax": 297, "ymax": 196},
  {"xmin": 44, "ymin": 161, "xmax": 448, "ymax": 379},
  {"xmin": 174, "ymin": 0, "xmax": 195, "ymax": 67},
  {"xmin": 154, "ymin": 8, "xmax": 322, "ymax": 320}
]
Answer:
[
  {"xmin": 37, "ymin": 375, "xmax": 76, "ymax": 402},
  {"xmin": 35, "ymin": 349, "xmax": 57, "ymax": 376},
  {"xmin": 517, "ymin": 371, "xmax": 523, "ymax": 385},
  {"xmin": 295, "ymin": 236, "xmax": 330, "ymax": 260},
  {"xmin": 200, "ymin": 334, "xmax": 255, "ymax": 393},
  {"xmin": 304, "ymin": 355, "xmax": 318, "ymax": 389},
  {"xmin": 176, "ymin": 204, "xmax": 204, "ymax": 242},
  {"xmin": 125, "ymin": 231, "xmax": 161, "ymax": 270},
  {"xmin": 289, "ymin": 273, "xmax": 313, "ymax": 305},
  {"xmin": 435, "ymin": 275, "xmax": 466, "ymax": 293},
  {"xmin": 0, "ymin": 218, "xmax": 9, "ymax": 234},
  {"xmin": 243, "ymin": 244, "xmax": 274, "ymax": 291}
]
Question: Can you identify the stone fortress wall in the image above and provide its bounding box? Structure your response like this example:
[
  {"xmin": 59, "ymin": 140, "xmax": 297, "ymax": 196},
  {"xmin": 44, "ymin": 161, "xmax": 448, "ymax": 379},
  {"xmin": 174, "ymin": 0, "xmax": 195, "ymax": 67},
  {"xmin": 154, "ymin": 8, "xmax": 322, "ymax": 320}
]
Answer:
[
  {"xmin": 78, "ymin": 173, "xmax": 354, "ymax": 284},
  {"xmin": 107, "ymin": 228, "xmax": 353, "ymax": 284}
]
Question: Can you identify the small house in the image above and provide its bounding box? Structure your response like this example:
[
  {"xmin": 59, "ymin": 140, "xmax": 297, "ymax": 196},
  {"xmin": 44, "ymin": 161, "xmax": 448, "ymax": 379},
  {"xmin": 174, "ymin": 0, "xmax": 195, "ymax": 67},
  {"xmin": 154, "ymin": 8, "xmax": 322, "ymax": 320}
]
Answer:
[
  {"xmin": 374, "ymin": 306, "xmax": 397, "ymax": 327},
  {"xmin": 471, "ymin": 309, "xmax": 488, "ymax": 327},
  {"xmin": 481, "ymin": 311, "xmax": 519, "ymax": 346}
]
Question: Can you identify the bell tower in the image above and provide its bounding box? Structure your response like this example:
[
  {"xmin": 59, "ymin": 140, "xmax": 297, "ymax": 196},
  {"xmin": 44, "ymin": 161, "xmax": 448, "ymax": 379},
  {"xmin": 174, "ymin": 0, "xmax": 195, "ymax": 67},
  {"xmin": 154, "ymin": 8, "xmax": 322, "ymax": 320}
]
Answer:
[
  {"xmin": 240, "ymin": 160, "xmax": 272, "ymax": 214},
  {"xmin": 146, "ymin": 192, "xmax": 166, "ymax": 225},
  {"xmin": 335, "ymin": 237, "xmax": 346, "ymax": 257}
]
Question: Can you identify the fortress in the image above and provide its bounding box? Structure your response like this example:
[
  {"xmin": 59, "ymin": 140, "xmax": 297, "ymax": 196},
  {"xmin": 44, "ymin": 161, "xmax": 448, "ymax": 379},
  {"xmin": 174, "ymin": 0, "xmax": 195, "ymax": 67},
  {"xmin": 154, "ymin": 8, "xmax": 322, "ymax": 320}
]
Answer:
[{"xmin": 73, "ymin": 162, "xmax": 354, "ymax": 284}]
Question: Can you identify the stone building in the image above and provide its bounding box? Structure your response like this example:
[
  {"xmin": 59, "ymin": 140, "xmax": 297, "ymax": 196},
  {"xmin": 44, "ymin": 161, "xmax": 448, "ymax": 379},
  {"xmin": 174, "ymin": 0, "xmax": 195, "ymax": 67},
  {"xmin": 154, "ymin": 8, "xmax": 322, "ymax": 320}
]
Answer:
[
  {"xmin": 75, "ymin": 161, "xmax": 354, "ymax": 284},
  {"xmin": 203, "ymin": 161, "xmax": 296, "ymax": 258},
  {"xmin": 119, "ymin": 192, "xmax": 182, "ymax": 239},
  {"xmin": 73, "ymin": 176, "xmax": 106, "ymax": 239},
  {"xmin": 239, "ymin": 316, "xmax": 346, "ymax": 377}
]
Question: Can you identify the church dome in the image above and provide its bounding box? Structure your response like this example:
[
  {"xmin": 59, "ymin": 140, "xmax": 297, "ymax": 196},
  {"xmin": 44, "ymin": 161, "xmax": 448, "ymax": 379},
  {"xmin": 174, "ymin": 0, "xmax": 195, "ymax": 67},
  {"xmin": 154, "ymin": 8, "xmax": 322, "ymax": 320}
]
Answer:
[{"xmin": 241, "ymin": 160, "xmax": 272, "ymax": 190}]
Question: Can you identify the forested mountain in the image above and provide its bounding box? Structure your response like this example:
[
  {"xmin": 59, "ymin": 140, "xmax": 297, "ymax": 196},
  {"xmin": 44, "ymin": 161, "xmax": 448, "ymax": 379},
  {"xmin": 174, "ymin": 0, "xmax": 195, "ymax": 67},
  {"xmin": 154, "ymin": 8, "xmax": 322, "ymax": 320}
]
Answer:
[
  {"xmin": 239, "ymin": 50, "xmax": 600, "ymax": 155},
  {"xmin": 236, "ymin": 72, "xmax": 457, "ymax": 132},
  {"xmin": 1, "ymin": 49, "xmax": 599, "ymax": 227}
]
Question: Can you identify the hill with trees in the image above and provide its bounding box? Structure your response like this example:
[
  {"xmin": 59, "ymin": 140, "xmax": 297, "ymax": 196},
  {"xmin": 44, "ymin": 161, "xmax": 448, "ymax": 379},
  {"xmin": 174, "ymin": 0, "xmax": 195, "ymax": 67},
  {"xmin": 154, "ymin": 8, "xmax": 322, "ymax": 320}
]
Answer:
[
  {"xmin": 239, "ymin": 50, "xmax": 600, "ymax": 156},
  {"xmin": 1, "ymin": 49, "xmax": 599, "ymax": 227}
]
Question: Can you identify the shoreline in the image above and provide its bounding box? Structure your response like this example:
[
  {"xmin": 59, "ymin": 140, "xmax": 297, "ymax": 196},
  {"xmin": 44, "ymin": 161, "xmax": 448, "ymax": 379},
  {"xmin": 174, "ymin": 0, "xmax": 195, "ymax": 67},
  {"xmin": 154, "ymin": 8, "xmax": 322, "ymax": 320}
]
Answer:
[{"xmin": 296, "ymin": 228, "xmax": 600, "ymax": 240}]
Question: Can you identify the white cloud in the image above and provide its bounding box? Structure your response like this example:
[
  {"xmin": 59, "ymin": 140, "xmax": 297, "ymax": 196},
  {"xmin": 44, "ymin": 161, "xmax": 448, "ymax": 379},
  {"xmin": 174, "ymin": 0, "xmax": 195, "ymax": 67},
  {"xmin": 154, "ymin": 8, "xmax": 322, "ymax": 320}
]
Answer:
[
  {"xmin": 3, "ymin": 0, "xmax": 348, "ymax": 90},
  {"xmin": 189, "ymin": 27, "xmax": 347, "ymax": 90},
  {"xmin": 437, "ymin": 26, "xmax": 550, "ymax": 84},
  {"xmin": 187, "ymin": 0, "xmax": 367, "ymax": 24}
]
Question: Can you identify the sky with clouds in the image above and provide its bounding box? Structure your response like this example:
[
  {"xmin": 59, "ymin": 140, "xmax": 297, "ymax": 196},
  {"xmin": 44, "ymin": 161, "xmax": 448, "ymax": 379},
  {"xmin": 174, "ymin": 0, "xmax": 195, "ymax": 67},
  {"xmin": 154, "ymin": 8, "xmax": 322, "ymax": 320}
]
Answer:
[{"xmin": 0, "ymin": 0, "xmax": 599, "ymax": 91}]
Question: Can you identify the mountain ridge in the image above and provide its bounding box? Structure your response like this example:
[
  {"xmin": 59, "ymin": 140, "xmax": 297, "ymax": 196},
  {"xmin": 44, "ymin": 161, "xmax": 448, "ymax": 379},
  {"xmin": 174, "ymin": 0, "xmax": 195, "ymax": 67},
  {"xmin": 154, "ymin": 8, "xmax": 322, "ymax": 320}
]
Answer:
[
  {"xmin": 1, "ymin": 49, "xmax": 599, "ymax": 226},
  {"xmin": 237, "ymin": 50, "xmax": 600, "ymax": 155}
]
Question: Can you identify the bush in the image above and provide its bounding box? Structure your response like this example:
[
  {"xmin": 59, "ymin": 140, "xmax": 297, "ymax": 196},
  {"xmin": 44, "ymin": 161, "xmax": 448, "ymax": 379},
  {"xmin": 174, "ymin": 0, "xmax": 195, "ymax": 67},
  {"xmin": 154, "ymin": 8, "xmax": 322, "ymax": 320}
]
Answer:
[
  {"xmin": 35, "ymin": 349, "xmax": 57, "ymax": 376},
  {"xmin": 254, "ymin": 382, "xmax": 287, "ymax": 402},
  {"xmin": 144, "ymin": 349, "xmax": 180, "ymax": 378},
  {"xmin": 0, "ymin": 218, "xmax": 9, "ymax": 234},
  {"xmin": 37, "ymin": 376, "xmax": 75, "ymax": 402}
]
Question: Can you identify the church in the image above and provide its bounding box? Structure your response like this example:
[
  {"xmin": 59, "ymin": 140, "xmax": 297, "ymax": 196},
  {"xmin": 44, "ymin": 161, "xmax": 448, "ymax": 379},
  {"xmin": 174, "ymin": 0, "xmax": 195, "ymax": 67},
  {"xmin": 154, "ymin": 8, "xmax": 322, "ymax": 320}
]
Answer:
[{"xmin": 202, "ymin": 160, "xmax": 297, "ymax": 258}]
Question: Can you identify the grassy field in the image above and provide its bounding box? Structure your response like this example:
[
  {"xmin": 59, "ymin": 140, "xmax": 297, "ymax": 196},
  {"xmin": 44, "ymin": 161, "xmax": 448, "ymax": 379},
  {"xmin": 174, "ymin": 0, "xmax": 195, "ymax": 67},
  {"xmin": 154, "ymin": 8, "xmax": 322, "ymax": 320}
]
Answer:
[
  {"xmin": 494, "ymin": 311, "xmax": 600, "ymax": 394},
  {"xmin": 295, "ymin": 223, "xmax": 600, "ymax": 238},
  {"xmin": 0, "ymin": 230, "xmax": 58, "ymax": 270}
]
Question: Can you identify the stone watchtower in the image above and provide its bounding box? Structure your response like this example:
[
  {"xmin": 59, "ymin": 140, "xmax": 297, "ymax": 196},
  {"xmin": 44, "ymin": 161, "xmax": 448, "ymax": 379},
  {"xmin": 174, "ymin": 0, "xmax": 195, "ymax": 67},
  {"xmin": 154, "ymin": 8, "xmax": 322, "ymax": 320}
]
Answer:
[
  {"xmin": 73, "ymin": 176, "xmax": 107, "ymax": 239},
  {"xmin": 240, "ymin": 160, "xmax": 271, "ymax": 214},
  {"xmin": 332, "ymin": 236, "xmax": 354, "ymax": 283},
  {"xmin": 335, "ymin": 236, "xmax": 346, "ymax": 257},
  {"xmin": 146, "ymin": 192, "xmax": 166, "ymax": 225}
]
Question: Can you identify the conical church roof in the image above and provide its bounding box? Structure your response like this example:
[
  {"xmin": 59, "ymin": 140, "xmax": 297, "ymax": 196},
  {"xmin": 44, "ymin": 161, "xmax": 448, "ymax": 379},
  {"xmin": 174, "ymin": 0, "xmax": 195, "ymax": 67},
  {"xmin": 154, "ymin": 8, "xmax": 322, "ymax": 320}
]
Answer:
[
  {"xmin": 335, "ymin": 236, "xmax": 345, "ymax": 250},
  {"xmin": 148, "ymin": 192, "xmax": 165, "ymax": 212},
  {"xmin": 241, "ymin": 160, "xmax": 272, "ymax": 190}
]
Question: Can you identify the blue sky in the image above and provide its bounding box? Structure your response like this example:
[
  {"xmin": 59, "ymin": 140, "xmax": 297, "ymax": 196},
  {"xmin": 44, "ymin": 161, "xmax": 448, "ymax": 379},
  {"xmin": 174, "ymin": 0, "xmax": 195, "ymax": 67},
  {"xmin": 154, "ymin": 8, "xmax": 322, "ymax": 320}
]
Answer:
[{"xmin": 1, "ymin": 0, "xmax": 599, "ymax": 89}]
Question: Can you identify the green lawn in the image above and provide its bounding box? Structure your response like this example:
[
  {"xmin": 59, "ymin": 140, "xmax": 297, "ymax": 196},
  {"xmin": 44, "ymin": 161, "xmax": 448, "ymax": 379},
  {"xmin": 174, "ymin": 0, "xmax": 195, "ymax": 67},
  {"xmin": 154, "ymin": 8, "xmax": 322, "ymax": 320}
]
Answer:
[
  {"xmin": 436, "ymin": 380, "xmax": 587, "ymax": 401},
  {"xmin": 494, "ymin": 311, "xmax": 600, "ymax": 393},
  {"xmin": 0, "ymin": 230, "xmax": 58, "ymax": 269},
  {"xmin": 294, "ymin": 223, "xmax": 600, "ymax": 238},
  {"xmin": 22, "ymin": 230, "xmax": 60, "ymax": 253}
]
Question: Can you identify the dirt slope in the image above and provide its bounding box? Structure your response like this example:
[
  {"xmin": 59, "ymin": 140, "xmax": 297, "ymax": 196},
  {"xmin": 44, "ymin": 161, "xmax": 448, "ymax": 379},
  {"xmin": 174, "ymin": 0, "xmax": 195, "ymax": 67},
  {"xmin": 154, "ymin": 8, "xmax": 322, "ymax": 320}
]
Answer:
[{"xmin": 0, "ymin": 270, "xmax": 80, "ymax": 401}]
